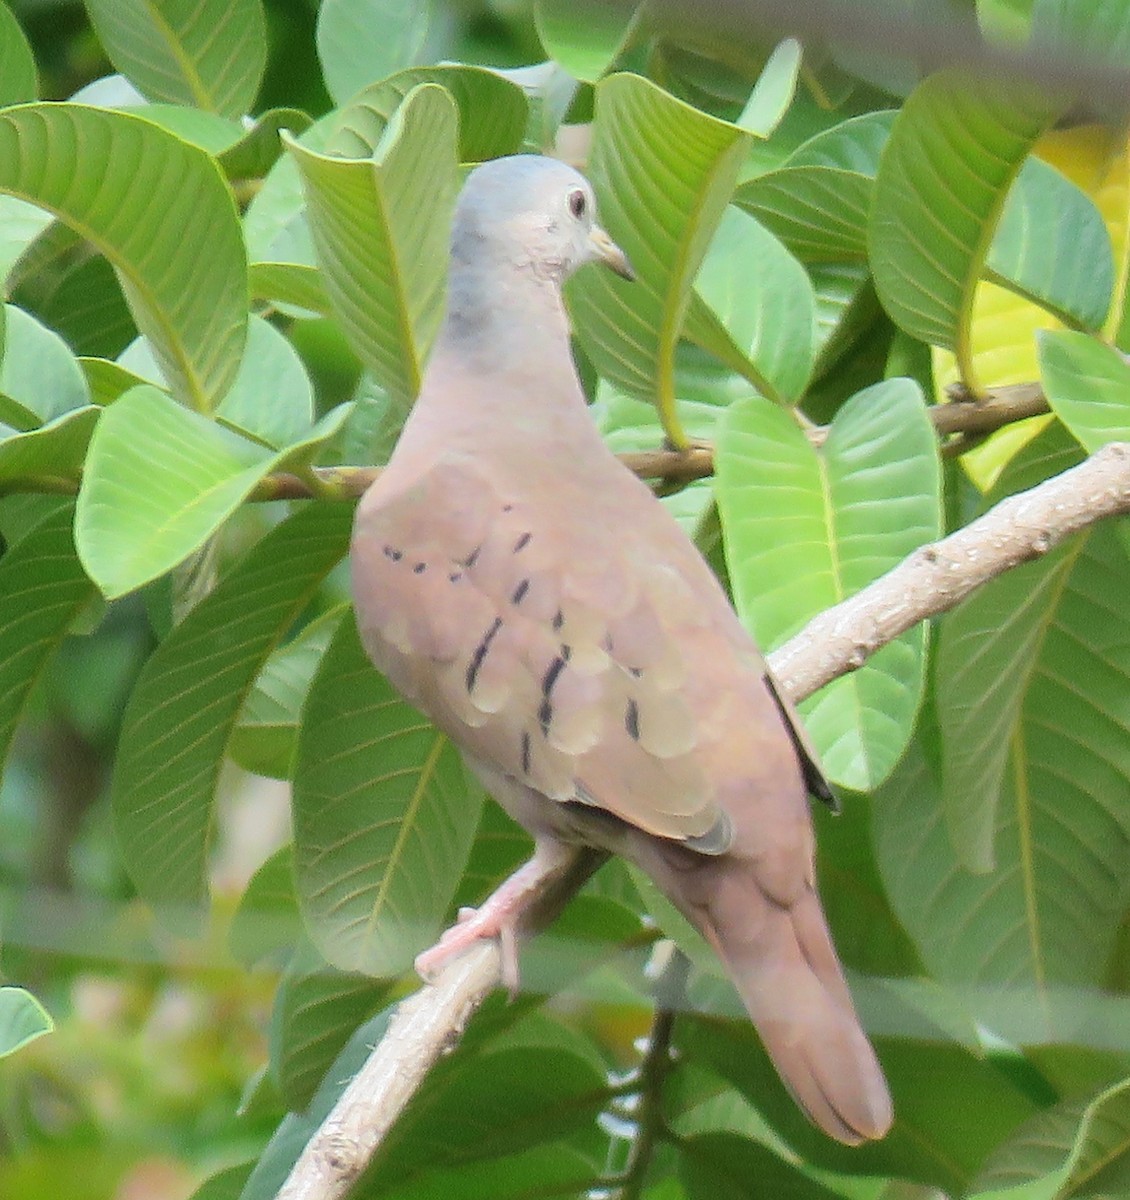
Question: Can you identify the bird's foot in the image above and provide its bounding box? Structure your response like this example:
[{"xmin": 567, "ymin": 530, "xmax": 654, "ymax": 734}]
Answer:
[
  {"xmin": 415, "ymin": 901, "xmax": 523, "ymax": 995},
  {"xmin": 414, "ymin": 841, "xmax": 578, "ymax": 997}
]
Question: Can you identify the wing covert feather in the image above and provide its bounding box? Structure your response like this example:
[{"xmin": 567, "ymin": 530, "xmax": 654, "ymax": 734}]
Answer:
[{"xmin": 351, "ymin": 456, "xmax": 735, "ymax": 844}]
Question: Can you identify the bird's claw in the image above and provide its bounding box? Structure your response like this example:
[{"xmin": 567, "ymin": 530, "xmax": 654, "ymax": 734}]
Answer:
[{"xmin": 414, "ymin": 904, "xmax": 523, "ymax": 998}]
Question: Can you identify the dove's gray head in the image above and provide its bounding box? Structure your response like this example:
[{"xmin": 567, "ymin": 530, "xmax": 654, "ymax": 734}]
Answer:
[{"xmin": 451, "ymin": 155, "xmax": 634, "ymax": 285}]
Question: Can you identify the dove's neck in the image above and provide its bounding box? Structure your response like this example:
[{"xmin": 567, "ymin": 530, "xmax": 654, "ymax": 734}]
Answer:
[
  {"xmin": 439, "ymin": 258, "xmax": 575, "ymax": 375},
  {"xmin": 408, "ymin": 259, "xmax": 598, "ymax": 446}
]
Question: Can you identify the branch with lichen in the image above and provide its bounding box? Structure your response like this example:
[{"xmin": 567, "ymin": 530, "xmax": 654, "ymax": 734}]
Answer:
[{"xmin": 273, "ymin": 440, "xmax": 1130, "ymax": 1200}]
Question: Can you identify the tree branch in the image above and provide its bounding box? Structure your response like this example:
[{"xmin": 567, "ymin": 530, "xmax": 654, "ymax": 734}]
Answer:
[
  {"xmin": 769, "ymin": 441, "xmax": 1130, "ymax": 699},
  {"xmin": 260, "ymin": 383, "xmax": 1053, "ymax": 496},
  {"xmin": 0, "ymin": 383, "xmax": 1054, "ymax": 503},
  {"xmin": 275, "ymin": 848, "xmax": 606, "ymax": 1200},
  {"xmin": 613, "ymin": 946, "xmax": 688, "ymax": 1199},
  {"xmin": 274, "ymin": 441, "xmax": 1130, "ymax": 1200}
]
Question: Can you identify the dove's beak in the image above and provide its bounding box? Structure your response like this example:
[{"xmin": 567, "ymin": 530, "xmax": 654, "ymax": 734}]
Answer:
[{"xmin": 589, "ymin": 226, "xmax": 635, "ymax": 281}]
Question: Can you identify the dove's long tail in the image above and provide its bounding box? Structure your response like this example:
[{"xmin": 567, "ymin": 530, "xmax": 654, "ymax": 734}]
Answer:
[
  {"xmin": 707, "ymin": 875, "xmax": 892, "ymax": 1143},
  {"xmin": 640, "ymin": 839, "xmax": 893, "ymax": 1145}
]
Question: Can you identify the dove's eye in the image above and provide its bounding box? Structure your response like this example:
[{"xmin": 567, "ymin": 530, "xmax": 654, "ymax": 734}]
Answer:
[{"xmin": 567, "ymin": 189, "xmax": 586, "ymax": 219}]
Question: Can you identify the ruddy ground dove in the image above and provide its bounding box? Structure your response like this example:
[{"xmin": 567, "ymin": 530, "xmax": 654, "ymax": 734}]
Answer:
[{"xmin": 350, "ymin": 155, "xmax": 892, "ymax": 1144}]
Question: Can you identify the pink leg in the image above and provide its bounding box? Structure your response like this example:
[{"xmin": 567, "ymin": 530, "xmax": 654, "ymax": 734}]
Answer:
[{"xmin": 415, "ymin": 840, "xmax": 579, "ymax": 995}]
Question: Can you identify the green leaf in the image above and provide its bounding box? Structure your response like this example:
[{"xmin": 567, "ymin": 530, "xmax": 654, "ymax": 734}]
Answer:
[
  {"xmin": 987, "ymin": 158, "xmax": 1113, "ymax": 331},
  {"xmin": 593, "ymin": 379, "xmax": 731, "ymax": 534},
  {"xmin": 935, "ymin": 423, "xmax": 1130, "ymax": 885},
  {"xmin": 1038, "ymin": 329, "xmax": 1130, "ymax": 451},
  {"xmin": 292, "ymin": 615, "xmax": 482, "ymax": 975},
  {"xmin": 0, "ymin": 6, "xmax": 37, "ymax": 106},
  {"xmin": 231, "ymin": 606, "xmax": 345, "ymax": 778},
  {"xmin": 17, "ymin": 254, "xmax": 137, "ymax": 360},
  {"xmin": 83, "ymin": 0, "xmax": 266, "ymax": 117},
  {"xmin": 327, "ymin": 65, "xmax": 528, "ymax": 164},
  {"xmin": 0, "ymin": 104, "xmax": 247, "ymax": 410},
  {"xmin": 219, "ymin": 108, "xmax": 312, "ymax": 179},
  {"xmin": 688, "ymin": 207, "xmax": 816, "ymax": 403},
  {"xmin": 1, "ymin": 304, "xmax": 90, "ymax": 427},
  {"xmin": 187, "ymin": 1163, "xmax": 254, "ymax": 1200},
  {"xmin": 716, "ymin": 379, "xmax": 941, "ymax": 789},
  {"xmin": 0, "ymin": 406, "xmax": 99, "ymax": 488},
  {"xmin": 248, "ymin": 262, "xmax": 331, "ymax": 318},
  {"xmin": 79, "ymin": 357, "xmax": 152, "ymax": 406},
  {"xmin": 216, "ymin": 315, "xmax": 315, "ymax": 449},
  {"xmin": 809, "ymin": 260, "xmax": 879, "ymax": 377},
  {"xmin": 969, "ymin": 1077, "xmax": 1130, "ymax": 1200},
  {"xmin": 373, "ymin": 1045, "xmax": 606, "ymax": 1180},
  {"xmin": 680, "ymin": 1132, "xmax": 845, "ymax": 1200},
  {"xmin": 737, "ymin": 166, "xmax": 873, "ymax": 263},
  {"xmin": 324, "ymin": 373, "xmax": 410, "ymax": 468},
  {"xmin": 678, "ymin": 1015, "xmax": 1037, "ymax": 1192},
  {"xmin": 569, "ymin": 73, "xmax": 752, "ymax": 447},
  {"xmin": 534, "ymin": 0, "xmax": 641, "ymax": 82},
  {"xmin": 270, "ymin": 940, "xmax": 391, "ymax": 1112},
  {"xmin": 111, "ymin": 504, "xmax": 353, "ymax": 925},
  {"xmin": 364, "ymin": 1144, "xmax": 598, "ymax": 1200},
  {"xmin": 122, "ymin": 104, "xmax": 245, "ymax": 153},
  {"xmin": 814, "ymin": 787, "xmax": 925, "ymax": 980},
  {"xmin": 288, "ymin": 84, "xmax": 459, "ymax": 402},
  {"xmin": 316, "ymin": 0, "xmax": 431, "ymax": 106},
  {"xmin": 0, "ymin": 197, "xmax": 52, "ymax": 286},
  {"xmin": 229, "ymin": 845, "xmax": 302, "ymax": 970},
  {"xmin": 493, "ymin": 60, "xmax": 578, "ymax": 155},
  {"xmin": 882, "ymin": 455, "xmax": 1130, "ymax": 1037},
  {"xmin": 75, "ymin": 385, "xmax": 349, "ymax": 598},
  {"xmin": 0, "ymin": 986, "xmax": 53, "ymax": 1058},
  {"xmin": 238, "ymin": 1008, "xmax": 601, "ymax": 1200},
  {"xmin": 0, "ymin": 504, "xmax": 96, "ymax": 777},
  {"xmin": 736, "ymin": 39, "xmax": 802, "ymax": 137},
  {"xmin": 869, "ymin": 71, "xmax": 1059, "ymax": 388},
  {"xmin": 244, "ymin": 144, "xmax": 317, "ymax": 265},
  {"xmin": 735, "ymin": 112, "xmax": 894, "ymax": 261},
  {"xmin": 788, "ymin": 109, "xmax": 895, "ymax": 176}
]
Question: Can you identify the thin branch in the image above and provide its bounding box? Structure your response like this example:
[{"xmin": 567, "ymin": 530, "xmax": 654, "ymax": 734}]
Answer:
[
  {"xmin": 275, "ymin": 441, "xmax": 1130, "ymax": 1200},
  {"xmin": 275, "ymin": 848, "xmax": 606, "ymax": 1200},
  {"xmin": 613, "ymin": 946, "xmax": 689, "ymax": 1200},
  {"xmin": 263, "ymin": 383, "xmax": 1055, "ymax": 497},
  {"xmin": 0, "ymin": 383, "xmax": 1056, "ymax": 503},
  {"xmin": 935, "ymin": 383, "xmax": 1048, "ymax": 436}
]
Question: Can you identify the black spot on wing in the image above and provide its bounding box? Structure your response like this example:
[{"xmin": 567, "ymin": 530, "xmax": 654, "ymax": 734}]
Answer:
[
  {"xmin": 513, "ymin": 531, "xmax": 532, "ymax": 553},
  {"xmin": 466, "ymin": 616, "xmax": 503, "ymax": 693},
  {"xmin": 542, "ymin": 654, "xmax": 567, "ymax": 695},
  {"xmin": 625, "ymin": 698, "xmax": 640, "ymax": 741},
  {"xmin": 413, "ymin": 561, "xmax": 426, "ymax": 574},
  {"xmin": 552, "ymin": 609, "xmax": 565, "ymax": 632},
  {"xmin": 382, "ymin": 545, "xmax": 403, "ymax": 561},
  {"xmin": 538, "ymin": 653, "xmax": 568, "ymax": 735},
  {"xmin": 511, "ymin": 578, "xmax": 530, "ymax": 605},
  {"xmin": 521, "ymin": 730, "xmax": 531, "ymax": 774}
]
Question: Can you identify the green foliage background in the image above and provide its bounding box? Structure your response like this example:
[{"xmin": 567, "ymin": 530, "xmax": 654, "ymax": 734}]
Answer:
[{"xmin": 2, "ymin": 1, "xmax": 1130, "ymax": 1197}]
